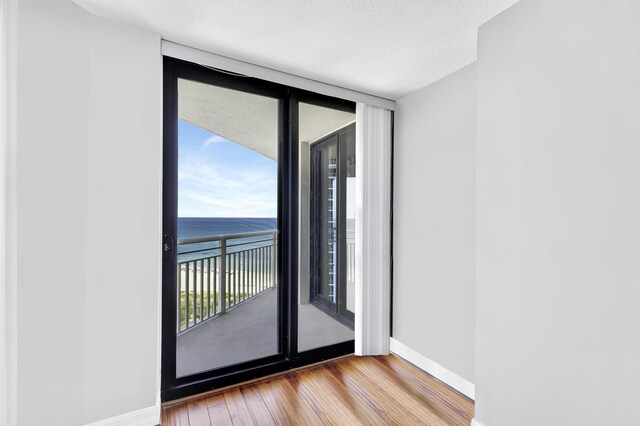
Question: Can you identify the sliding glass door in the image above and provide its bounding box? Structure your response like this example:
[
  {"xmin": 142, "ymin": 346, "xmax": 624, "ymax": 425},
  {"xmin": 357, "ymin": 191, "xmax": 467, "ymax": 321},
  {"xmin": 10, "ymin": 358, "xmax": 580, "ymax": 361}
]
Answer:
[{"xmin": 162, "ymin": 57, "xmax": 354, "ymax": 401}]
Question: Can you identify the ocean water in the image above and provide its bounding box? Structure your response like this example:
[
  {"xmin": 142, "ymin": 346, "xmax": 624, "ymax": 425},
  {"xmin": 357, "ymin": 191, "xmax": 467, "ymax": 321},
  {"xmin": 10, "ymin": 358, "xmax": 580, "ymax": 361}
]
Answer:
[
  {"xmin": 178, "ymin": 217, "xmax": 277, "ymax": 240},
  {"xmin": 177, "ymin": 217, "xmax": 277, "ymax": 262}
]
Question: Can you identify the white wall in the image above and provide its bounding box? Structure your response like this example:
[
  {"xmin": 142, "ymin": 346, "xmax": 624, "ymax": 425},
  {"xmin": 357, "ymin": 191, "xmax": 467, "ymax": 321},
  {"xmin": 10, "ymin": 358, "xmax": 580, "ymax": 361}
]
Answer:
[
  {"xmin": 1, "ymin": 0, "xmax": 19, "ymax": 424},
  {"xmin": 393, "ymin": 63, "xmax": 476, "ymax": 384},
  {"xmin": 15, "ymin": 0, "xmax": 161, "ymax": 424},
  {"xmin": 83, "ymin": 16, "xmax": 161, "ymax": 423},
  {"xmin": 475, "ymin": 0, "xmax": 640, "ymax": 424}
]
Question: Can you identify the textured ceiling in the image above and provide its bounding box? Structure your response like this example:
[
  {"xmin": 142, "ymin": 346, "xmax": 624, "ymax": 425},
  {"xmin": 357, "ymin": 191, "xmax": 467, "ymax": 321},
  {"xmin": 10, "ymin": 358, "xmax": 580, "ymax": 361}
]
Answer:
[{"xmin": 74, "ymin": 0, "xmax": 518, "ymax": 99}]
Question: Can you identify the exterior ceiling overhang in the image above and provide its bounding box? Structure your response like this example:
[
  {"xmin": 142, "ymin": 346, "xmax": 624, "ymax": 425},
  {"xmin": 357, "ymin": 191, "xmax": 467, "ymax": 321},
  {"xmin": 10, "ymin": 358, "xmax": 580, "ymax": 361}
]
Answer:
[{"xmin": 179, "ymin": 79, "xmax": 355, "ymax": 160}]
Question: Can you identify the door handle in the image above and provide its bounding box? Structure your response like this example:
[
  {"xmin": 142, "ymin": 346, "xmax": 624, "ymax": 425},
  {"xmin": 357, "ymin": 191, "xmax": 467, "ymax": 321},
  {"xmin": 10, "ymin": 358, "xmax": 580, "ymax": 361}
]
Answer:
[{"xmin": 163, "ymin": 234, "xmax": 174, "ymax": 258}]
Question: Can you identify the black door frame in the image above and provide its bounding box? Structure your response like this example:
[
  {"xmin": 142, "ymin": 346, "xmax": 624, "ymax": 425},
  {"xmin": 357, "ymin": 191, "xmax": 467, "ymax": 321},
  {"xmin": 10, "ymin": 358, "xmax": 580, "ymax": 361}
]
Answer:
[{"xmin": 162, "ymin": 57, "xmax": 355, "ymax": 402}]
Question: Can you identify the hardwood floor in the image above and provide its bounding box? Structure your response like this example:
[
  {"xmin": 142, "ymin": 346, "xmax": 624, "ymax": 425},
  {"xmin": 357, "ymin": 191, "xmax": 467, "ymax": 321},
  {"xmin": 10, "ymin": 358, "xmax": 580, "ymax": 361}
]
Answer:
[{"xmin": 162, "ymin": 355, "xmax": 474, "ymax": 426}]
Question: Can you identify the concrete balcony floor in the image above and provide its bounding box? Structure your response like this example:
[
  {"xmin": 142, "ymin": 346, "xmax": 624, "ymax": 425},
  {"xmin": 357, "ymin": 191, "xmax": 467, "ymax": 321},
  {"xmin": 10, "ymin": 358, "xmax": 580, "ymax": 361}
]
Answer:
[{"xmin": 176, "ymin": 288, "xmax": 353, "ymax": 377}]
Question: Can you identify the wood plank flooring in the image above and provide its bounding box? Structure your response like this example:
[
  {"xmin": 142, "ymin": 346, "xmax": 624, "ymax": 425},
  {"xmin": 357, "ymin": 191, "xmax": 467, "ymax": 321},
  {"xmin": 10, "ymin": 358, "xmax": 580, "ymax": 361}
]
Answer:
[{"xmin": 162, "ymin": 355, "xmax": 474, "ymax": 426}]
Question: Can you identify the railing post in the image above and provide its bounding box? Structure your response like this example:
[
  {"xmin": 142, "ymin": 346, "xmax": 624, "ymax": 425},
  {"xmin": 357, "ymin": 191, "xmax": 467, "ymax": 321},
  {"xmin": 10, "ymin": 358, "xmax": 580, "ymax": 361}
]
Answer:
[
  {"xmin": 271, "ymin": 232, "xmax": 277, "ymax": 288},
  {"xmin": 220, "ymin": 238, "xmax": 227, "ymax": 314},
  {"xmin": 177, "ymin": 265, "xmax": 182, "ymax": 333}
]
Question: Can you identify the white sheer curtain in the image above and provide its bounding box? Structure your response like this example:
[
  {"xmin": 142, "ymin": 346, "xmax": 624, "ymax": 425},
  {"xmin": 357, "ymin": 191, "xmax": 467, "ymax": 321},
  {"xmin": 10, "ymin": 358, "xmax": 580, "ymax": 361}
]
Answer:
[{"xmin": 355, "ymin": 103, "xmax": 392, "ymax": 356}]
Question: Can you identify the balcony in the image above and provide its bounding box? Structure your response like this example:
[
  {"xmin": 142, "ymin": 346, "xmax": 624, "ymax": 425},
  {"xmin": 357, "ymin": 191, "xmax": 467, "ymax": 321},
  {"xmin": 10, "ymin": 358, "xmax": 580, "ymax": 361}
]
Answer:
[{"xmin": 176, "ymin": 230, "xmax": 353, "ymax": 377}]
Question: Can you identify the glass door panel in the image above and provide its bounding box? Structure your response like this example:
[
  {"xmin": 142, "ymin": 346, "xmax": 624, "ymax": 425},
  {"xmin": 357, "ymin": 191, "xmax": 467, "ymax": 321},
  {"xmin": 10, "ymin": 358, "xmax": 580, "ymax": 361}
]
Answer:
[
  {"xmin": 298, "ymin": 102, "xmax": 355, "ymax": 352},
  {"xmin": 175, "ymin": 78, "xmax": 280, "ymax": 377}
]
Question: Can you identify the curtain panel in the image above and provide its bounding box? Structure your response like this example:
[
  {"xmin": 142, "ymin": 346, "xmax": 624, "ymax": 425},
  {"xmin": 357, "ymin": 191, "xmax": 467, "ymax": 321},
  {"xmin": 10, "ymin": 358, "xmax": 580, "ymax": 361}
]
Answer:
[{"xmin": 355, "ymin": 103, "xmax": 392, "ymax": 356}]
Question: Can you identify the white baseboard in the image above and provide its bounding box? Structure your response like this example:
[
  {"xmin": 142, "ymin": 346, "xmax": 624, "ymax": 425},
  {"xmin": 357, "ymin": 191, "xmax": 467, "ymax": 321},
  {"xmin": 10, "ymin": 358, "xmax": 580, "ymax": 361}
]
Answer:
[
  {"xmin": 470, "ymin": 419, "xmax": 486, "ymax": 426},
  {"xmin": 389, "ymin": 337, "xmax": 475, "ymax": 400},
  {"xmin": 83, "ymin": 405, "xmax": 160, "ymax": 426}
]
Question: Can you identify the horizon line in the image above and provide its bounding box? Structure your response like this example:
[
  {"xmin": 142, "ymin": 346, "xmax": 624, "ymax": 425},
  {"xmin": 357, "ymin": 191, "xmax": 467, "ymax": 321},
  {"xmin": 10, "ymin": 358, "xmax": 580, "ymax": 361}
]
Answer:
[{"xmin": 178, "ymin": 216, "xmax": 277, "ymax": 219}]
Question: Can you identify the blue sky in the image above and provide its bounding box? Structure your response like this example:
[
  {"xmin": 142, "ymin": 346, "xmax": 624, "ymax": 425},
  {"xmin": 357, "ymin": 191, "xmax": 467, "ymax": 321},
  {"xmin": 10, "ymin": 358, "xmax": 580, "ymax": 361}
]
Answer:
[{"xmin": 178, "ymin": 120, "xmax": 277, "ymax": 218}]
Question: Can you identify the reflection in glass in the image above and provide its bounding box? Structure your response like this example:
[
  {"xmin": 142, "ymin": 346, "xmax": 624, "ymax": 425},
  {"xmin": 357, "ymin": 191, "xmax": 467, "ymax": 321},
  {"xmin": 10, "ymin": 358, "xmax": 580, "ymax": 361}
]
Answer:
[{"xmin": 298, "ymin": 102, "xmax": 355, "ymax": 352}]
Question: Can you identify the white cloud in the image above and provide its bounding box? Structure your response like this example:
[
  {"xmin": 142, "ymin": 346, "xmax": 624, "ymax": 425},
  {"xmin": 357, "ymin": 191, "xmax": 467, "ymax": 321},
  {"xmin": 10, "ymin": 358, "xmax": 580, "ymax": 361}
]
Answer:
[
  {"xmin": 202, "ymin": 134, "xmax": 226, "ymax": 148},
  {"xmin": 178, "ymin": 159, "xmax": 277, "ymax": 218}
]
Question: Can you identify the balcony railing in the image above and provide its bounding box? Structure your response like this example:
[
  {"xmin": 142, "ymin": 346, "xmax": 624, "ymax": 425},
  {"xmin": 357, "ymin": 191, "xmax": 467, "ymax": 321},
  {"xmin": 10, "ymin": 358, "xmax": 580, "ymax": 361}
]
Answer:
[{"xmin": 177, "ymin": 230, "xmax": 278, "ymax": 334}]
